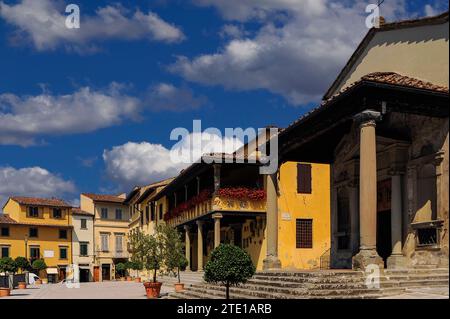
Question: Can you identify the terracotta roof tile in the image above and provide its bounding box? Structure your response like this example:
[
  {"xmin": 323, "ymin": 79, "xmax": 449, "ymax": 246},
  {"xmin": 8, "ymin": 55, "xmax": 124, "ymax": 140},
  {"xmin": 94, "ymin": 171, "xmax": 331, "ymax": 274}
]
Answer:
[
  {"xmin": 283, "ymin": 72, "xmax": 449, "ymax": 134},
  {"xmin": 71, "ymin": 207, "xmax": 94, "ymax": 216},
  {"xmin": 10, "ymin": 196, "xmax": 72, "ymax": 208},
  {"xmin": 0, "ymin": 214, "xmax": 18, "ymax": 224},
  {"xmin": 361, "ymin": 72, "xmax": 449, "ymax": 93},
  {"xmin": 82, "ymin": 193, "xmax": 126, "ymax": 203}
]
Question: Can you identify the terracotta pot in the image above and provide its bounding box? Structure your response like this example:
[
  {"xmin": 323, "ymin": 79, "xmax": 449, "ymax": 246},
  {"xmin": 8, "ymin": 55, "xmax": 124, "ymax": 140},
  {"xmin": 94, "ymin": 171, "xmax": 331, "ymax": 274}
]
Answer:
[
  {"xmin": 134, "ymin": 278, "xmax": 141, "ymax": 283},
  {"xmin": 126, "ymin": 276, "xmax": 132, "ymax": 282},
  {"xmin": 174, "ymin": 283, "xmax": 185, "ymax": 292},
  {"xmin": 35, "ymin": 279, "xmax": 42, "ymax": 285},
  {"xmin": 120, "ymin": 277, "xmax": 126, "ymax": 281},
  {"xmin": 143, "ymin": 281, "xmax": 162, "ymax": 299},
  {"xmin": 18, "ymin": 282, "xmax": 27, "ymax": 289},
  {"xmin": 0, "ymin": 288, "xmax": 11, "ymax": 297}
]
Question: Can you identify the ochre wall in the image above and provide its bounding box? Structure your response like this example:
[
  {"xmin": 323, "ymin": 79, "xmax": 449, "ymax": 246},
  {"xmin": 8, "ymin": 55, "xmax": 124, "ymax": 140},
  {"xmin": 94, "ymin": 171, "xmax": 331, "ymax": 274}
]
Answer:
[
  {"xmin": 277, "ymin": 162, "xmax": 331, "ymax": 270},
  {"xmin": 0, "ymin": 224, "xmax": 72, "ymax": 267}
]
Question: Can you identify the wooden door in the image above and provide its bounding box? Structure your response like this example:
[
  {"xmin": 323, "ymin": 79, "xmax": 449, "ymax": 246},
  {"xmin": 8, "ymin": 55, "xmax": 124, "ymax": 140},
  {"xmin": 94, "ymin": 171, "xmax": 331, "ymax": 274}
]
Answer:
[{"xmin": 93, "ymin": 266, "xmax": 100, "ymax": 282}]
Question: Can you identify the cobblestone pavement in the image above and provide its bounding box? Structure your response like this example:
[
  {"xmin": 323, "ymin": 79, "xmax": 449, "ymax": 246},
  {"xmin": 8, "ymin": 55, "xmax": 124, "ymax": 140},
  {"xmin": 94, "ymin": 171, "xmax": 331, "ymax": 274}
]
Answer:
[{"xmin": 3, "ymin": 281, "xmax": 175, "ymax": 299}]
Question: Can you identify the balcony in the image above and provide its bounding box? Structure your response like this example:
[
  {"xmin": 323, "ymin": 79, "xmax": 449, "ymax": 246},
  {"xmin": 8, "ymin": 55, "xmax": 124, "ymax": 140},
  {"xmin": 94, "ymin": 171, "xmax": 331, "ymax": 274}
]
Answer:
[{"xmin": 165, "ymin": 188, "xmax": 266, "ymax": 227}]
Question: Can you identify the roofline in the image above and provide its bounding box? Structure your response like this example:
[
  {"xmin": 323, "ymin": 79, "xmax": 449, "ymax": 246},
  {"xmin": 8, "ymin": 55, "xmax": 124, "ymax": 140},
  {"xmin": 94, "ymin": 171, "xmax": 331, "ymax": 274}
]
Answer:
[
  {"xmin": 4, "ymin": 196, "xmax": 72, "ymax": 209},
  {"xmin": 281, "ymin": 77, "xmax": 449, "ymax": 139},
  {"xmin": 81, "ymin": 193, "xmax": 126, "ymax": 204},
  {"xmin": 323, "ymin": 11, "xmax": 449, "ymax": 100}
]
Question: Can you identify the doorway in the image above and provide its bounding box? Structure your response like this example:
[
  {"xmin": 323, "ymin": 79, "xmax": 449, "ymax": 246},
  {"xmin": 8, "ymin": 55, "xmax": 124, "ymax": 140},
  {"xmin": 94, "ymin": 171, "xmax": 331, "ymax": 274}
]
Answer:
[
  {"xmin": 101, "ymin": 264, "xmax": 111, "ymax": 281},
  {"xmin": 377, "ymin": 210, "xmax": 392, "ymax": 268},
  {"xmin": 93, "ymin": 266, "xmax": 100, "ymax": 282},
  {"xmin": 80, "ymin": 269, "xmax": 90, "ymax": 282}
]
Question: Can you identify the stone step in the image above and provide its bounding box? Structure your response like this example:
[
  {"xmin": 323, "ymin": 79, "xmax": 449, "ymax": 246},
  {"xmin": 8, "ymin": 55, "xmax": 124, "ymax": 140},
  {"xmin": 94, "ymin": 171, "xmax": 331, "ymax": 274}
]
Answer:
[
  {"xmin": 252, "ymin": 275, "xmax": 365, "ymax": 284},
  {"xmin": 305, "ymin": 287, "xmax": 405, "ymax": 297},
  {"xmin": 256, "ymin": 271, "xmax": 364, "ymax": 278},
  {"xmin": 187, "ymin": 285, "xmax": 294, "ymax": 299},
  {"xmin": 191, "ymin": 283, "xmax": 306, "ymax": 297},
  {"xmin": 384, "ymin": 268, "xmax": 449, "ymax": 275},
  {"xmin": 396, "ymin": 279, "xmax": 449, "ymax": 288}
]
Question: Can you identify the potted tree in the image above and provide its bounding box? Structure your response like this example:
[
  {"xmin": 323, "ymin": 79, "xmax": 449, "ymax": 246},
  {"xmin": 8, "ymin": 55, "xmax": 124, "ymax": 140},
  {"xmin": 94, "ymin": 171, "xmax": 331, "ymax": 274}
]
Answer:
[
  {"xmin": 0, "ymin": 257, "xmax": 17, "ymax": 297},
  {"xmin": 125, "ymin": 261, "xmax": 134, "ymax": 281},
  {"xmin": 14, "ymin": 257, "xmax": 30, "ymax": 289},
  {"xmin": 31, "ymin": 259, "xmax": 47, "ymax": 285},
  {"xmin": 204, "ymin": 244, "xmax": 255, "ymax": 299},
  {"xmin": 115, "ymin": 263, "xmax": 126, "ymax": 281},
  {"xmin": 162, "ymin": 225, "xmax": 188, "ymax": 292},
  {"xmin": 131, "ymin": 261, "xmax": 143, "ymax": 283},
  {"xmin": 129, "ymin": 228, "xmax": 164, "ymax": 299}
]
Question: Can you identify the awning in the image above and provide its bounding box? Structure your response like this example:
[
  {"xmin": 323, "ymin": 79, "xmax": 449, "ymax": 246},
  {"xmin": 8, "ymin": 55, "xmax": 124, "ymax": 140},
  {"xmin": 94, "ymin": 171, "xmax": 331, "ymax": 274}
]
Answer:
[{"xmin": 46, "ymin": 268, "xmax": 58, "ymax": 274}]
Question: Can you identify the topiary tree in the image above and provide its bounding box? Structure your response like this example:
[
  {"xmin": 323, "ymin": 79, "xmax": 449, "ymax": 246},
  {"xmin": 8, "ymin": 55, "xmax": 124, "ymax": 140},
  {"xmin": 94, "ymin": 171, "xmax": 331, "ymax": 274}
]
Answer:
[
  {"xmin": 130, "ymin": 260, "xmax": 143, "ymax": 278},
  {"xmin": 0, "ymin": 257, "xmax": 18, "ymax": 289},
  {"xmin": 14, "ymin": 257, "xmax": 30, "ymax": 273},
  {"xmin": 115, "ymin": 263, "xmax": 126, "ymax": 278},
  {"xmin": 31, "ymin": 259, "xmax": 47, "ymax": 279},
  {"xmin": 204, "ymin": 244, "xmax": 255, "ymax": 299}
]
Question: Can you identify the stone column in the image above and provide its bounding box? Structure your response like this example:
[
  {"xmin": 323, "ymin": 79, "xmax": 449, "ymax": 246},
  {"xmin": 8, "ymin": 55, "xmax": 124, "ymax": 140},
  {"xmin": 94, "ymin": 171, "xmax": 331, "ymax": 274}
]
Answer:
[
  {"xmin": 196, "ymin": 220, "xmax": 204, "ymax": 271},
  {"xmin": 212, "ymin": 213, "xmax": 223, "ymax": 248},
  {"xmin": 184, "ymin": 225, "xmax": 191, "ymax": 271},
  {"xmin": 263, "ymin": 173, "xmax": 282, "ymax": 270},
  {"xmin": 352, "ymin": 110, "xmax": 384, "ymax": 270},
  {"xmin": 387, "ymin": 174, "xmax": 406, "ymax": 268}
]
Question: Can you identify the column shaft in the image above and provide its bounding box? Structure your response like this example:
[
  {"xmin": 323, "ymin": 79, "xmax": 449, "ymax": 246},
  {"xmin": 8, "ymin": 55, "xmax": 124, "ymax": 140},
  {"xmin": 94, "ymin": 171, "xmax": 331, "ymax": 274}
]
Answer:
[
  {"xmin": 263, "ymin": 173, "xmax": 281, "ymax": 270},
  {"xmin": 184, "ymin": 226, "xmax": 191, "ymax": 271},
  {"xmin": 212, "ymin": 214, "xmax": 222, "ymax": 248},
  {"xmin": 197, "ymin": 221, "xmax": 204, "ymax": 271}
]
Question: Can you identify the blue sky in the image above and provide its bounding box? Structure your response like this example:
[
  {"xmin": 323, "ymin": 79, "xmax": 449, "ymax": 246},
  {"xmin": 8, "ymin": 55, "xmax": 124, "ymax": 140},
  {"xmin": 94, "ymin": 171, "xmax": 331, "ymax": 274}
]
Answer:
[{"xmin": 0, "ymin": 0, "xmax": 448, "ymax": 208}]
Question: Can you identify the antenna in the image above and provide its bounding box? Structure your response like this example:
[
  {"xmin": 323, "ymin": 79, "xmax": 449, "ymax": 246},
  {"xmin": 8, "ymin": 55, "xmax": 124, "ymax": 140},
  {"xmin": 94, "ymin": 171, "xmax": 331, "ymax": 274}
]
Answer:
[{"xmin": 377, "ymin": 0, "xmax": 386, "ymax": 7}]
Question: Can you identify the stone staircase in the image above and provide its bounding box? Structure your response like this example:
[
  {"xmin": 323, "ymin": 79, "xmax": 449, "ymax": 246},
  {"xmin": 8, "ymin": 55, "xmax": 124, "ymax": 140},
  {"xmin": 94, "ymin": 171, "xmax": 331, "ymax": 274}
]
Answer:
[{"xmin": 168, "ymin": 268, "xmax": 449, "ymax": 299}]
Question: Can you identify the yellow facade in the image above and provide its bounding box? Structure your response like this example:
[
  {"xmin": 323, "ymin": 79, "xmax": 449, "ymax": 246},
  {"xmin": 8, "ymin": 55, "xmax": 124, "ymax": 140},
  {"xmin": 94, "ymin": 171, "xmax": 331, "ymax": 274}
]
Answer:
[
  {"xmin": 0, "ymin": 198, "xmax": 73, "ymax": 274},
  {"xmin": 277, "ymin": 162, "xmax": 331, "ymax": 270}
]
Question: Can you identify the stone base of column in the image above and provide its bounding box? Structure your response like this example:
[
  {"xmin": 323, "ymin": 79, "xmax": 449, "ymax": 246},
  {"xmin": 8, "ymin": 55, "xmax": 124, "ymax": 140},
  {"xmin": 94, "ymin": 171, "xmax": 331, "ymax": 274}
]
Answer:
[
  {"xmin": 352, "ymin": 249, "xmax": 384, "ymax": 271},
  {"xmin": 386, "ymin": 254, "xmax": 407, "ymax": 269},
  {"xmin": 263, "ymin": 255, "xmax": 282, "ymax": 270}
]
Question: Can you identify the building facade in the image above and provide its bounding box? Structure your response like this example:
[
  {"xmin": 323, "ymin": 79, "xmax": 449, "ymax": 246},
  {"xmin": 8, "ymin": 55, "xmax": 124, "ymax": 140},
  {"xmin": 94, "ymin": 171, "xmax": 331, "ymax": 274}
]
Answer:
[
  {"xmin": 80, "ymin": 193, "xmax": 129, "ymax": 281},
  {"xmin": 71, "ymin": 207, "xmax": 95, "ymax": 282},
  {"xmin": 278, "ymin": 13, "xmax": 449, "ymax": 270},
  {"xmin": 1, "ymin": 197, "xmax": 73, "ymax": 282},
  {"xmin": 151, "ymin": 153, "xmax": 331, "ymax": 271}
]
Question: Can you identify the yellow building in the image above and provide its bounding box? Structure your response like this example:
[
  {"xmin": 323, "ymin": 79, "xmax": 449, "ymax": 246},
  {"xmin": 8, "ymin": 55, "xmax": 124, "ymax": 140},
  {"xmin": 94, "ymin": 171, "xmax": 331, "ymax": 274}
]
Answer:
[
  {"xmin": 126, "ymin": 178, "xmax": 174, "ymax": 236},
  {"xmin": 80, "ymin": 193, "xmax": 129, "ymax": 281},
  {"xmin": 152, "ymin": 153, "xmax": 331, "ymax": 271},
  {"xmin": 0, "ymin": 197, "xmax": 73, "ymax": 282}
]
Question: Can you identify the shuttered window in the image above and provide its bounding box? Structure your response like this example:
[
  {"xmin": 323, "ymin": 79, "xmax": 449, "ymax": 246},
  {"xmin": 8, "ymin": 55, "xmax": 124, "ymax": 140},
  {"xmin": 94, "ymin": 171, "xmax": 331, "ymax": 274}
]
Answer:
[
  {"xmin": 115, "ymin": 235, "xmax": 123, "ymax": 252},
  {"xmin": 101, "ymin": 234, "xmax": 109, "ymax": 252},
  {"xmin": 296, "ymin": 219, "xmax": 313, "ymax": 249},
  {"xmin": 145, "ymin": 206, "xmax": 150, "ymax": 224},
  {"xmin": 297, "ymin": 164, "xmax": 312, "ymax": 194}
]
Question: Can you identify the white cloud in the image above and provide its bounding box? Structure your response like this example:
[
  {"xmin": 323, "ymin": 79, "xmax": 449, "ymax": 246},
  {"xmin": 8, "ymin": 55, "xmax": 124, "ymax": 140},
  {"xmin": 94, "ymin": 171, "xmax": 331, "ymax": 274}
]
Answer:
[
  {"xmin": 0, "ymin": 83, "xmax": 141, "ymax": 146},
  {"xmin": 0, "ymin": 0, "xmax": 185, "ymax": 52},
  {"xmin": 146, "ymin": 83, "xmax": 208, "ymax": 112},
  {"xmin": 170, "ymin": 0, "xmax": 408, "ymax": 105},
  {"xmin": 0, "ymin": 82, "xmax": 207, "ymax": 146},
  {"xmin": 102, "ymin": 132, "xmax": 244, "ymax": 190},
  {"xmin": 0, "ymin": 166, "xmax": 76, "ymax": 210}
]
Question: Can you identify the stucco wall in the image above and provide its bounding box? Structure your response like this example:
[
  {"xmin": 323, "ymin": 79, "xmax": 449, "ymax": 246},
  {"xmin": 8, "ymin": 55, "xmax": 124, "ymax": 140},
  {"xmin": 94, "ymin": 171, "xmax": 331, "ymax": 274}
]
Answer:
[{"xmin": 334, "ymin": 22, "xmax": 449, "ymax": 95}]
